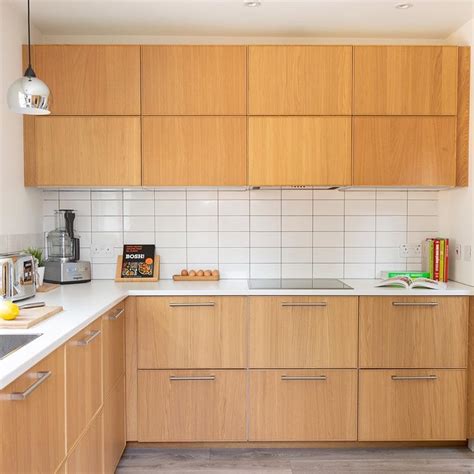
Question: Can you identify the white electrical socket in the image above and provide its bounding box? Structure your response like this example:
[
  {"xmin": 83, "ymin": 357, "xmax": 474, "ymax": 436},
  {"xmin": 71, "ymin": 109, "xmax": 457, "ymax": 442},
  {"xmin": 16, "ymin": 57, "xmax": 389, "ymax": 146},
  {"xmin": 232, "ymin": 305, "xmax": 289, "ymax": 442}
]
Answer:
[
  {"xmin": 91, "ymin": 245, "xmax": 114, "ymax": 258},
  {"xmin": 455, "ymin": 244, "xmax": 462, "ymax": 260},
  {"xmin": 399, "ymin": 244, "xmax": 421, "ymax": 258},
  {"xmin": 464, "ymin": 245, "xmax": 472, "ymax": 262}
]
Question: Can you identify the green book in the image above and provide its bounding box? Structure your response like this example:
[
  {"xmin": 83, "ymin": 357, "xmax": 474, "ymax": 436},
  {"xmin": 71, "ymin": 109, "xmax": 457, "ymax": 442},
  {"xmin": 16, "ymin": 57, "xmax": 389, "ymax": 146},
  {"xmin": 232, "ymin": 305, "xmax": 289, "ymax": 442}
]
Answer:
[{"xmin": 381, "ymin": 271, "xmax": 431, "ymax": 279}]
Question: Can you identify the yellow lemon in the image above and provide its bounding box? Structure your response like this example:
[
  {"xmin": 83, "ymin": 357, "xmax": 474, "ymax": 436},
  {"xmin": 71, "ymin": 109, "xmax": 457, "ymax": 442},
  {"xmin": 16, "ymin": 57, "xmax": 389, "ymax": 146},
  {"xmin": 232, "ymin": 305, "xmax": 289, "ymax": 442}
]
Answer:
[{"xmin": 0, "ymin": 301, "xmax": 20, "ymax": 320}]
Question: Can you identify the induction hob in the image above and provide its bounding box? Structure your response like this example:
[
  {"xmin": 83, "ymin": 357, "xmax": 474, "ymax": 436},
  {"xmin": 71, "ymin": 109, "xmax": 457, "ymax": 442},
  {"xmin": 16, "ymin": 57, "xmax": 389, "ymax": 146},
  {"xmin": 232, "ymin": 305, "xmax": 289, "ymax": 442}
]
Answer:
[
  {"xmin": 0, "ymin": 334, "xmax": 41, "ymax": 360},
  {"xmin": 248, "ymin": 279, "xmax": 353, "ymax": 290}
]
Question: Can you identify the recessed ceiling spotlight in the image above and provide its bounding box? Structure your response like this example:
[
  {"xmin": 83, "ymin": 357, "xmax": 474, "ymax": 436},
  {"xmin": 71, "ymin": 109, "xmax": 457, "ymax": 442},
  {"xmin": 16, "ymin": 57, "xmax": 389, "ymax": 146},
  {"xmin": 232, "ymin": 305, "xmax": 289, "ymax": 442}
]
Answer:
[
  {"xmin": 395, "ymin": 2, "xmax": 414, "ymax": 9},
  {"xmin": 244, "ymin": 0, "xmax": 261, "ymax": 7}
]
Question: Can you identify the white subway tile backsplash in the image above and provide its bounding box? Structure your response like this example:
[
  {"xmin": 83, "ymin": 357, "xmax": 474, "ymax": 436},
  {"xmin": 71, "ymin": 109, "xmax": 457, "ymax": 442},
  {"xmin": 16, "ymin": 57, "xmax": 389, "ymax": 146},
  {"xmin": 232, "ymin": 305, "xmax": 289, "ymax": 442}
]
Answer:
[{"xmin": 43, "ymin": 188, "xmax": 440, "ymax": 280}]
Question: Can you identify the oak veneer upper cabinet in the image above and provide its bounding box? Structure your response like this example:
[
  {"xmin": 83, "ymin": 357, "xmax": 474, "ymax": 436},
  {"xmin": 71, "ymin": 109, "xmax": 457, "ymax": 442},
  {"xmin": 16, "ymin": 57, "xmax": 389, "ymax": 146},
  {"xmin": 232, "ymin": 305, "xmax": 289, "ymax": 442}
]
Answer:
[
  {"xmin": 143, "ymin": 116, "xmax": 246, "ymax": 186},
  {"xmin": 142, "ymin": 45, "xmax": 247, "ymax": 115},
  {"xmin": 31, "ymin": 45, "xmax": 140, "ymax": 115},
  {"xmin": 353, "ymin": 116, "xmax": 456, "ymax": 186},
  {"xmin": 249, "ymin": 117, "xmax": 351, "ymax": 186},
  {"xmin": 248, "ymin": 46, "xmax": 352, "ymax": 115},
  {"xmin": 354, "ymin": 46, "xmax": 458, "ymax": 115},
  {"xmin": 0, "ymin": 346, "xmax": 65, "ymax": 474},
  {"xmin": 25, "ymin": 116, "xmax": 141, "ymax": 186}
]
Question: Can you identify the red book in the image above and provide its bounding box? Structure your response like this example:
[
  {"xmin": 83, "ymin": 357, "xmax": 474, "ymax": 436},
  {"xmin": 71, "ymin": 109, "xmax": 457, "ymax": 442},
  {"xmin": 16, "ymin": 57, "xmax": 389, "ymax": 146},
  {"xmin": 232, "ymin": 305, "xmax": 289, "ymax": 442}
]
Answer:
[
  {"xmin": 433, "ymin": 239, "xmax": 440, "ymax": 281},
  {"xmin": 444, "ymin": 239, "xmax": 449, "ymax": 282}
]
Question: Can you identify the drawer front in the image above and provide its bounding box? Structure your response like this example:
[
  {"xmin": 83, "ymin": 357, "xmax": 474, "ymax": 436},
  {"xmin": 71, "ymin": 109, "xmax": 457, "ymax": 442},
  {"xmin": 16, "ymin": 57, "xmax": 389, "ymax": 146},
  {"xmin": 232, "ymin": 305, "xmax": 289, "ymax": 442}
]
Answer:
[
  {"xmin": 137, "ymin": 297, "xmax": 247, "ymax": 369},
  {"xmin": 102, "ymin": 302, "xmax": 125, "ymax": 395},
  {"xmin": 0, "ymin": 346, "xmax": 66, "ymax": 474},
  {"xmin": 249, "ymin": 296, "xmax": 358, "ymax": 368},
  {"xmin": 138, "ymin": 370, "xmax": 247, "ymax": 442},
  {"xmin": 359, "ymin": 369, "xmax": 467, "ymax": 441},
  {"xmin": 66, "ymin": 319, "xmax": 103, "ymax": 450},
  {"xmin": 67, "ymin": 411, "xmax": 104, "ymax": 474},
  {"xmin": 249, "ymin": 369, "xmax": 357, "ymax": 441},
  {"xmin": 360, "ymin": 297, "xmax": 468, "ymax": 368}
]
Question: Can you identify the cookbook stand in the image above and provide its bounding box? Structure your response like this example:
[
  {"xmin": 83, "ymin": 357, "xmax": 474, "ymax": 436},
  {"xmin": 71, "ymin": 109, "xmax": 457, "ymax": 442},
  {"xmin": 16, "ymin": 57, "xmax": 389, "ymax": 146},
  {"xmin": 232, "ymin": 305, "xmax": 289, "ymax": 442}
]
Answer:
[{"xmin": 114, "ymin": 255, "xmax": 160, "ymax": 282}]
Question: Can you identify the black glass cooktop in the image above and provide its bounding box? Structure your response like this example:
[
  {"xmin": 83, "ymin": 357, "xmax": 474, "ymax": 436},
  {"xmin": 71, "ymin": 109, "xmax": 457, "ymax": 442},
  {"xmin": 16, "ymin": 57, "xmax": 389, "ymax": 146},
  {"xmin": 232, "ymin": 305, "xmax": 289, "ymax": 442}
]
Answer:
[
  {"xmin": 0, "ymin": 334, "xmax": 41, "ymax": 360},
  {"xmin": 248, "ymin": 279, "xmax": 353, "ymax": 290}
]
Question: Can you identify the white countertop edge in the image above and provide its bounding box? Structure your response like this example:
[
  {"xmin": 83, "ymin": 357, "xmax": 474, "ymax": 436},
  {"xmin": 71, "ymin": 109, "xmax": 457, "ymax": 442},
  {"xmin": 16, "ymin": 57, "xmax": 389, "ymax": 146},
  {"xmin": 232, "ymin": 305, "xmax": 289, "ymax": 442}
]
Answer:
[{"xmin": 0, "ymin": 278, "xmax": 472, "ymax": 389}]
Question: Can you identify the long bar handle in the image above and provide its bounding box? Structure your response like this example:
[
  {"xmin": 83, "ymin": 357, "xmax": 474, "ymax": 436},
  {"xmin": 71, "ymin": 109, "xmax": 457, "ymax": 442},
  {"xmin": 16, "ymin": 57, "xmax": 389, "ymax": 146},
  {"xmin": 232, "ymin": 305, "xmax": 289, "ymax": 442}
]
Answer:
[
  {"xmin": 392, "ymin": 302, "xmax": 439, "ymax": 307},
  {"xmin": 169, "ymin": 375, "xmax": 216, "ymax": 381},
  {"xmin": 281, "ymin": 302, "xmax": 327, "ymax": 307},
  {"xmin": 391, "ymin": 375, "xmax": 438, "ymax": 381},
  {"xmin": 76, "ymin": 329, "xmax": 101, "ymax": 346},
  {"xmin": 281, "ymin": 375, "xmax": 327, "ymax": 381},
  {"xmin": 10, "ymin": 371, "xmax": 51, "ymax": 400},
  {"xmin": 169, "ymin": 302, "xmax": 215, "ymax": 307},
  {"xmin": 108, "ymin": 308, "xmax": 124, "ymax": 321}
]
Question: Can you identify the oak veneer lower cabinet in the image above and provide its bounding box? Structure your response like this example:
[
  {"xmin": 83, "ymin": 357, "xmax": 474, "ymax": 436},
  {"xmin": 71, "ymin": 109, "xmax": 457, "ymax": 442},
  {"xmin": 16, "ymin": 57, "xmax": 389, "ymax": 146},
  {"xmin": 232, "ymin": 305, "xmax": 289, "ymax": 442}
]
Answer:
[
  {"xmin": 66, "ymin": 411, "xmax": 104, "ymax": 474},
  {"xmin": 137, "ymin": 296, "xmax": 247, "ymax": 369},
  {"xmin": 0, "ymin": 346, "xmax": 66, "ymax": 474},
  {"xmin": 359, "ymin": 369, "xmax": 467, "ymax": 441},
  {"xmin": 248, "ymin": 116, "xmax": 352, "ymax": 186},
  {"xmin": 104, "ymin": 375, "xmax": 126, "ymax": 473},
  {"xmin": 353, "ymin": 116, "xmax": 456, "ymax": 186},
  {"xmin": 66, "ymin": 319, "xmax": 103, "ymax": 451},
  {"xmin": 249, "ymin": 296, "xmax": 358, "ymax": 368},
  {"xmin": 24, "ymin": 116, "xmax": 141, "ymax": 186},
  {"xmin": 137, "ymin": 370, "xmax": 247, "ymax": 442},
  {"xmin": 102, "ymin": 302, "xmax": 126, "ymax": 395},
  {"xmin": 142, "ymin": 116, "xmax": 246, "ymax": 186},
  {"xmin": 359, "ymin": 296, "xmax": 468, "ymax": 368},
  {"xmin": 249, "ymin": 369, "xmax": 358, "ymax": 441}
]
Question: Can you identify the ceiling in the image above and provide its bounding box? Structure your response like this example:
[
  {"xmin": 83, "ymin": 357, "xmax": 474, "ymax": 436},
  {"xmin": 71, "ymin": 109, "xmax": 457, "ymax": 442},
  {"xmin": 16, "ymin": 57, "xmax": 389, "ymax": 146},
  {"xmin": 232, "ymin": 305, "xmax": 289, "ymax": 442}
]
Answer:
[{"xmin": 7, "ymin": 0, "xmax": 474, "ymax": 39}]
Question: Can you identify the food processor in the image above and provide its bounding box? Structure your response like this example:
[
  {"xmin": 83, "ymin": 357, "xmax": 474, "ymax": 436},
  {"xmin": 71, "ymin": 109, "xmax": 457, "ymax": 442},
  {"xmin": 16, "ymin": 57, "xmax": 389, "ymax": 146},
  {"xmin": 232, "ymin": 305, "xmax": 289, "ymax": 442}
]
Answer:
[{"xmin": 44, "ymin": 210, "xmax": 91, "ymax": 284}]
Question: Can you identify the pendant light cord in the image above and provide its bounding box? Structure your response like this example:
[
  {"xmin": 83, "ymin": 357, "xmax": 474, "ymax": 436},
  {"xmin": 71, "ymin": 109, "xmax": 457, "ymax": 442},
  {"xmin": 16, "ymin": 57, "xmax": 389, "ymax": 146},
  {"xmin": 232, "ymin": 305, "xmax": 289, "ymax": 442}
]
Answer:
[{"xmin": 24, "ymin": 0, "xmax": 36, "ymax": 78}]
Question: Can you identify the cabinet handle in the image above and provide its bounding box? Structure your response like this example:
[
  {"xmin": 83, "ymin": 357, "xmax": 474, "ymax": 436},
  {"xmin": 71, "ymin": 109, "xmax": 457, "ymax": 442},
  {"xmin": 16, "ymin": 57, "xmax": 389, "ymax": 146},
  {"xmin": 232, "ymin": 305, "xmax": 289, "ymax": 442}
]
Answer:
[
  {"xmin": 10, "ymin": 371, "xmax": 51, "ymax": 400},
  {"xmin": 392, "ymin": 302, "xmax": 438, "ymax": 307},
  {"xmin": 391, "ymin": 375, "xmax": 438, "ymax": 381},
  {"xmin": 281, "ymin": 375, "xmax": 327, "ymax": 381},
  {"xmin": 75, "ymin": 329, "xmax": 101, "ymax": 346},
  {"xmin": 169, "ymin": 302, "xmax": 215, "ymax": 307},
  {"xmin": 108, "ymin": 308, "xmax": 124, "ymax": 321},
  {"xmin": 281, "ymin": 302, "xmax": 327, "ymax": 307},
  {"xmin": 169, "ymin": 375, "xmax": 216, "ymax": 381}
]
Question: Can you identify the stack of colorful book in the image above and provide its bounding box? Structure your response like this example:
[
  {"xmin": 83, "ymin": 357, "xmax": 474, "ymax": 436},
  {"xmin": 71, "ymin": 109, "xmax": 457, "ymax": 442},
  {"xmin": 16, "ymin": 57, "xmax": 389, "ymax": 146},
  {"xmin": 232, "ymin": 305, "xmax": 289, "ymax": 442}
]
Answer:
[{"xmin": 421, "ymin": 238, "xmax": 449, "ymax": 282}]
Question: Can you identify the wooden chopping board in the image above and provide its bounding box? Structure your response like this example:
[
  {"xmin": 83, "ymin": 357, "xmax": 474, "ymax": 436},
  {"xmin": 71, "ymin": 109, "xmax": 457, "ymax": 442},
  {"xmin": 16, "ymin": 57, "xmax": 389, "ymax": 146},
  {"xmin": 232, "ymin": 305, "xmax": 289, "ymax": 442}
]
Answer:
[{"xmin": 0, "ymin": 306, "xmax": 63, "ymax": 329}]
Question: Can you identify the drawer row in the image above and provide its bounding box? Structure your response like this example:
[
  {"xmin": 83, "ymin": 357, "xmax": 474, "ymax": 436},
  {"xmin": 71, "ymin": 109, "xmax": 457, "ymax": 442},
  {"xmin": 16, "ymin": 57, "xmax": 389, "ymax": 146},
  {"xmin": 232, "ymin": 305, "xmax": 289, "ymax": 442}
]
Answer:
[
  {"xmin": 136, "ymin": 296, "xmax": 469, "ymax": 369},
  {"xmin": 137, "ymin": 369, "xmax": 467, "ymax": 442}
]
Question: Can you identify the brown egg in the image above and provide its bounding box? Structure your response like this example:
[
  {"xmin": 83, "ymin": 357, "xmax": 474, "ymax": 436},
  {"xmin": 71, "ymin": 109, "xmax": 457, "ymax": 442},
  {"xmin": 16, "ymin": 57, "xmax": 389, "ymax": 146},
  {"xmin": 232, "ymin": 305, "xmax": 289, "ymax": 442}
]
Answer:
[
  {"xmin": 212, "ymin": 269, "xmax": 219, "ymax": 276},
  {"xmin": 197, "ymin": 270, "xmax": 204, "ymax": 276},
  {"xmin": 189, "ymin": 270, "xmax": 196, "ymax": 277},
  {"xmin": 181, "ymin": 269, "xmax": 189, "ymax": 276},
  {"xmin": 204, "ymin": 270, "xmax": 212, "ymax": 277}
]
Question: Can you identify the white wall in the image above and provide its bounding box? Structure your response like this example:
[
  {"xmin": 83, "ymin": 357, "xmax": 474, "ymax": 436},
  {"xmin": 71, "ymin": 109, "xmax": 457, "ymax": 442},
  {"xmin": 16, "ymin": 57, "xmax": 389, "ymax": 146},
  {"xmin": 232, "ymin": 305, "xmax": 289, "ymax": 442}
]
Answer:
[
  {"xmin": 0, "ymin": 2, "xmax": 43, "ymax": 252},
  {"xmin": 439, "ymin": 19, "xmax": 474, "ymax": 285}
]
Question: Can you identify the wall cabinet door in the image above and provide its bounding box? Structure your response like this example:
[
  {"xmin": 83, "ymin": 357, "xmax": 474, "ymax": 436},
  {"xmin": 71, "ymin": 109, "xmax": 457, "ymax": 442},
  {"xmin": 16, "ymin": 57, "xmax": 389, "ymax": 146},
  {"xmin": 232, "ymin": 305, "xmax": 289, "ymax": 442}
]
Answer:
[
  {"xmin": 66, "ymin": 319, "xmax": 103, "ymax": 451},
  {"xmin": 359, "ymin": 369, "xmax": 466, "ymax": 441},
  {"xmin": 137, "ymin": 296, "xmax": 247, "ymax": 369},
  {"xmin": 249, "ymin": 369, "xmax": 357, "ymax": 441},
  {"xmin": 138, "ymin": 370, "xmax": 246, "ymax": 442},
  {"xmin": 249, "ymin": 117, "xmax": 351, "ymax": 186},
  {"xmin": 0, "ymin": 346, "xmax": 65, "ymax": 474},
  {"xmin": 32, "ymin": 45, "xmax": 140, "ymax": 115},
  {"xmin": 353, "ymin": 116, "xmax": 456, "ymax": 186},
  {"xmin": 359, "ymin": 297, "xmax": 468, "ymax": 368},
  {"xmin": 66, "ymin": 411, "xmax": 104, "ymax": 474},
  {"xmin": 249, "ymin": 46, "xmax": 352, "ymax": 115},
  {"xmin": 104, "ymin": 376, "xmax": 126, "ymax": 474},
  {"xmin": 102, "ymin": 303, "xmax": 125, "ymax": 396},
  {"xmin": 25, "ymin": 116, "xmax": 141, "ymax": 186},
  {"xmin": 354, "ymin": 46, "xmax": 458, "ymax": 115},
  {"xmin": 249, "ymin": 296, "xmax": 358, "ymax": 368},
  {"xmin": 142, "ymin": 45, "xmax": 247, "ymax": 115},
  {"xmin": 143, "ymin": 116, "xmax": 246, "ymax": 186}
]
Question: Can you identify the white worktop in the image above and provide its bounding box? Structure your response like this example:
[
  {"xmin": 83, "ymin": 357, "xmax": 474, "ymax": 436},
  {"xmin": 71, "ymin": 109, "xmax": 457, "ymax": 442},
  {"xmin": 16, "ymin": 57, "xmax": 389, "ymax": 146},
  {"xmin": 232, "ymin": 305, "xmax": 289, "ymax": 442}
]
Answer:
[{"xmin": 0, "ymin": 278, "xmax": 472, "ymax": 389}]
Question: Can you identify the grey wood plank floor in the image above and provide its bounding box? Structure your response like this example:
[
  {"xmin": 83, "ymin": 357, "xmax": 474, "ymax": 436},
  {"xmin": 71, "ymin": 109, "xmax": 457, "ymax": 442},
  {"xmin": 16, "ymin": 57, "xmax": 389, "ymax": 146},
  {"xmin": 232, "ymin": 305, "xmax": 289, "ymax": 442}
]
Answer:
[{"xmin": 117, "ymin": 447, "xmax": 474, "ymax": 473}]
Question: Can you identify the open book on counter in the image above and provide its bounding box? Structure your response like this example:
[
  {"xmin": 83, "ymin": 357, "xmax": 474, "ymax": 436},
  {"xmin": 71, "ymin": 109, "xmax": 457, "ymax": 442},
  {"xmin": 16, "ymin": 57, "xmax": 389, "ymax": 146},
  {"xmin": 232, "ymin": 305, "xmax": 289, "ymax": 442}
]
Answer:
[{"xmin": 375, "ymin": 276, "xmax": 447, "ymax": 290}]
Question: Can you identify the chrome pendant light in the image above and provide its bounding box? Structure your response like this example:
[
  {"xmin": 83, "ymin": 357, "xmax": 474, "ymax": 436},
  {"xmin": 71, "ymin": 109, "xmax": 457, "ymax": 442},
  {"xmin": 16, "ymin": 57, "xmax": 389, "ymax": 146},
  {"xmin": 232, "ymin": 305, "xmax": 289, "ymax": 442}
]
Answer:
[{"xmin": 7, "ymin": 0, "xmax": 50, "ymax": 115}]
